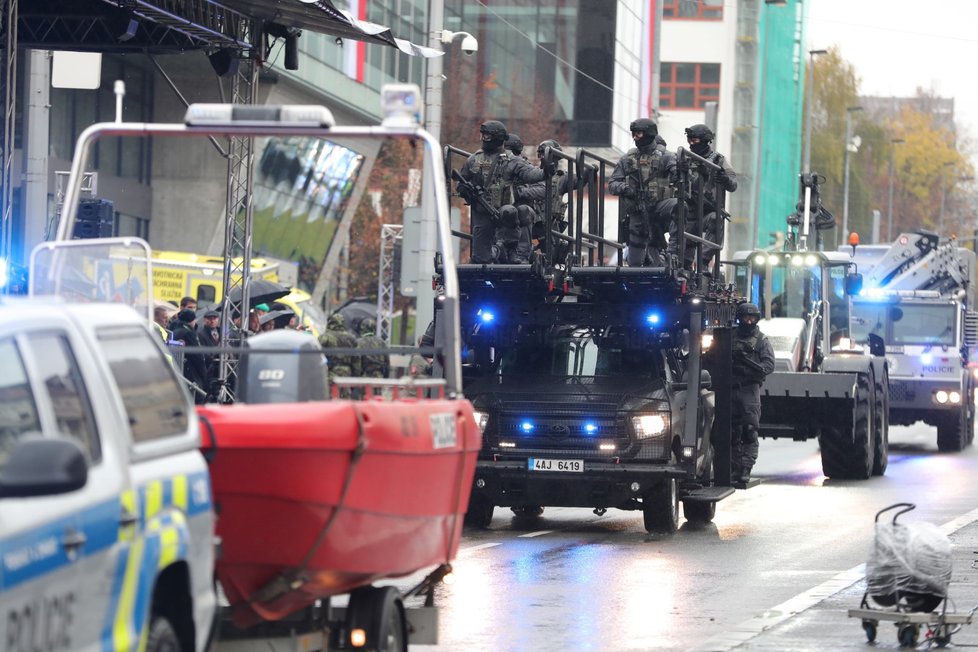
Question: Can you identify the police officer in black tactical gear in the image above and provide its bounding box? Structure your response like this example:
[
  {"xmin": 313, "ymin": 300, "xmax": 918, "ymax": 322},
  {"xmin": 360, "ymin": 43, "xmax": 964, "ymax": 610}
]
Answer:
[
  {"xmin": 516, "ymin": 140, "xmax": 576, "ymax": 255},
  {"xmin": 457, "ymin": 120, "xmax": 551, "ymax": 263},
  {"xmin": 609, "ymin": 118, "xmax": 678, "ymax": 267},
  {"xmin": 505, "ymin": 133, "xmax": 526, "ymax": 158},
  {"xmin": 730, "ymin": 302, "xmax": 775, "ymax": 487},
  {"xmin": 670, "ymin": 123, "xmax": 738, "ymax": 270}
]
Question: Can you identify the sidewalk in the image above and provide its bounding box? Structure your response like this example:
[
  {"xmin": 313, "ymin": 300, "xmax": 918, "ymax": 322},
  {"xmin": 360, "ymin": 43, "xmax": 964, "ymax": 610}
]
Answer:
[{"xmin": 692, "ymin": 516, "xmax": 978, "ymax": 651}]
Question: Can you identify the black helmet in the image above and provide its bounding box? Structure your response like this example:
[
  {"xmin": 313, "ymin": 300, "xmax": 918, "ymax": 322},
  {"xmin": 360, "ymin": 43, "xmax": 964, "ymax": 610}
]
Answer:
[
  {"xmin": 505, "ymin": 133, "xmax": 524, "ymax": 154},
  {"xmin": 480, "ymin": 120, "xmax": 508, "ymax": 140},
  {"xmin": 629, "ymin": 118, "xmax": 657, "ymax": 136},
  {"xmin": 537, "ymin": 139, "xmax": 562, "ymax": 156},
  {"xmin": 736, "ymin": 303, "xmax": 761, "ymax": 320},
  {"xmin": 685, "ymin": 123, "xmax": 714, "ymax": 143}
]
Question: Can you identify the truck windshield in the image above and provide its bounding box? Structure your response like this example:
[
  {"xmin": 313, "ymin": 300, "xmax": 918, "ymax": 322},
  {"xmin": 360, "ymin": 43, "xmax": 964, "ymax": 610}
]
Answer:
[
  {"xmin": 851, "ymin": 302, "xmax": 957, "ymax": 346},
  {"xmin": 497, "ymin": 329, "xmax": 662, "ymax": 379},
  {"xmin": 753, "ymin": 263, "xmax": 822, "ymax": 319}
]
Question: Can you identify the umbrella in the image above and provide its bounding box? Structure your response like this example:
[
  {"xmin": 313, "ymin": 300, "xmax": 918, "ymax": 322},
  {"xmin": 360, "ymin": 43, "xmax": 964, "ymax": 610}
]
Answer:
[
  {"xmin": 259, "ymin": 309, "xmax": 295, "ymax": 329},
  {"xmin": 222, "ymin": 279, "xmax": 291, "ymax": 310},
  {"xmin": 335, "ymin": 296, "xmax": 376, "ymax": 332}
]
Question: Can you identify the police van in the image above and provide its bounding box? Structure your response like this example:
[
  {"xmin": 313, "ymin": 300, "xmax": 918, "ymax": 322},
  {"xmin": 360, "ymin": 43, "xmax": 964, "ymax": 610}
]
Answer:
[{"xmin": 0, "ymin": 298, "xmax": 216, "ymax": 652}]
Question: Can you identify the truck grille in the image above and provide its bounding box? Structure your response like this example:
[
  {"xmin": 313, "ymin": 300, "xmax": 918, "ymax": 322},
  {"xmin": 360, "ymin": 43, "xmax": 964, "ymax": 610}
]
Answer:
[
  {"xmin": 889, "ymin": 380, "xmax": 915, "ymax": 402},
  {"xmin": 488, "ymin": 400, "xmax": 670, "ymax": 461}
]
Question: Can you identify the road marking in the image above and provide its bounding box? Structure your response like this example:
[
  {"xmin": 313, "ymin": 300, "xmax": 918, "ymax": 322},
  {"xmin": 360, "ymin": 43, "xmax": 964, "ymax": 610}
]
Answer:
[
  {"xmin": 696, "ymin": 506, "xmax": 978, "ymax": 651},
  {"xmin": 458, "ymin": 542, "xmax": 501, "ymax": 556},
  {"xmin": 518, "ymin": 530, "xmax": 554, "ymax": 538}
]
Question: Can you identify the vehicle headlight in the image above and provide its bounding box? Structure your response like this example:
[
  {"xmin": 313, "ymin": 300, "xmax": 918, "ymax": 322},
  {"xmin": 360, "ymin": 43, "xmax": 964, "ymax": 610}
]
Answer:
[
  {"xmin": 949, "ymin": 391, "xmax": 962, "ymax": 404},
  {"xmin": 473, "ymin": 410, "xmax": 489, "ymax": 432},
  {"xmin": 632, "ymin": 414, "xmax": 668, "ymax": 439},
  {"xmin": 935, "ymin": 391, "xmax": 949, "ymax": 404}
]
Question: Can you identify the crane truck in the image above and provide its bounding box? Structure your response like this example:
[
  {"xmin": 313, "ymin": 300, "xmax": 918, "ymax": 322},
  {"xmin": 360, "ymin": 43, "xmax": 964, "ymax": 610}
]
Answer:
[{"xmin": 844, "ymin": 231, "xmax": 977, "ymax": 451}]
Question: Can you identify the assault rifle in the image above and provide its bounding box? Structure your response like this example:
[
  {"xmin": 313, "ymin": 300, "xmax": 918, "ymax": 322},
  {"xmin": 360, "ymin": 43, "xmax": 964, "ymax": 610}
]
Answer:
[{"xmin": 452, "ymin": 169, "xmax": 501, "ymax": 224}]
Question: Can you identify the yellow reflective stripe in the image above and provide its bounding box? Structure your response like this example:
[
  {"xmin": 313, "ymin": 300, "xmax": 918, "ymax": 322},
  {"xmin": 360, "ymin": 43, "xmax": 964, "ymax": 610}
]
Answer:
[
  {"xmin": 119, "ymin": 489, "xmax": 137, "ymax": 543},
  {"xmin": 113, "ymin": 537, "xmax": 145, "ymax": 652},
  {"xmin": 171, "ymin": 475, "xmax": 188, "ymax": 512},
  {"xmin": 158, "ymin": 527, "xmax": 179, "ymax": 569},
  {"xmin": 145, "ymin": 480, "xmax": 163, "ymax": 520}
]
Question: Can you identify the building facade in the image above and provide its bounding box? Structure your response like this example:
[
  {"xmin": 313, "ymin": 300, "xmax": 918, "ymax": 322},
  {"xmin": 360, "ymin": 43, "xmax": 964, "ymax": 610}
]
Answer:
[{"xmin": 658, "ymin": 0, "xmax": 806, "ymax": 252}]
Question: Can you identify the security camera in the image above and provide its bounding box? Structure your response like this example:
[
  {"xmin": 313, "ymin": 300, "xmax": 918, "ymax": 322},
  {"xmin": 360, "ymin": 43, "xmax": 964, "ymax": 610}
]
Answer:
[{"xmin": 460, "ymin": 34, "xmax": 479, "ymax": 55}]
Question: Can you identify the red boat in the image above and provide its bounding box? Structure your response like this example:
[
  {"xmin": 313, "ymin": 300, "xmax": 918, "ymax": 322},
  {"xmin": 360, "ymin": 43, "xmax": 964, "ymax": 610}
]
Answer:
[{"xmin": 197, "ymin": 399, "xmax": 480, "ymax": 627}]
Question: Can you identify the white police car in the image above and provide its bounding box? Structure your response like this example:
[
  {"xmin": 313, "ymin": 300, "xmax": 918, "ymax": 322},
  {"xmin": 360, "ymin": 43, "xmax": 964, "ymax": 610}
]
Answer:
[{"xmin": 0, "ymin": 298, "xmax": 216, "ymax": 652}]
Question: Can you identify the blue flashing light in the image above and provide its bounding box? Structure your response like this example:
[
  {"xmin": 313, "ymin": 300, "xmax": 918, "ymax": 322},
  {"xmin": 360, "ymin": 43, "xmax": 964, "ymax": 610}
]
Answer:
[
  {"xmin": 520, "ymin": 420, "xmax": 535, "ymax": 434},
  {"xmin": 583, "ymin": 422, "xmax": 598, "ymax": 435},
  {"xmin": 921, "ymin": 353, "xmax": 933, "ymax": 365},
  {"xmin": 478, "ymin": 308, "xmax": 495, "ymax": 323},
  {"xmin": 0, "ymin": 258, "xmax": 7, "ymax": 289},
  {"xmin": 645, "ymin": 311, "xmax": 661, "ymax": 326}
]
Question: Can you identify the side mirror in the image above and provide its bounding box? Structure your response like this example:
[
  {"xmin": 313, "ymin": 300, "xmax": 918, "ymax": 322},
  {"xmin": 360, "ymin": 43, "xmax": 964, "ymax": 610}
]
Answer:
[
  {"xmin": 0, "ymin": 437, "xmax": 88, "ymax": 498},
  {"xmin": 867, "ymin": 333, "xmax": 886, "ymax": 357},
  {"xmin": 845, "ymin": 272, "xmax": 863, "ymax": 296}
]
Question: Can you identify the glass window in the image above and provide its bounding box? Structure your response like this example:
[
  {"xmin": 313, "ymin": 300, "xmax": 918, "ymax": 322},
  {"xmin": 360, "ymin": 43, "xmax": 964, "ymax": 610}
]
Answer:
[
  {"xmin": 676, "ymin": 63, "xmax": 696, "ymax": 83},
  {"xmin": 663, "ymin": 0, "xmax": 724, "ymax": 20},
  {"xmin": 498, "ymin": 328, "xmax": 663, "ymax": 379},
  {"xmin": 23, "ymin": 333, "xmax": 101, "ymax": 463},
  {"xmin": 851, "ymin": 302, "xmax": 957, "ymax": 347},
  {"xmin": 660, "ymin": 63, "xmax": 721, "ymax": 109},
  {"xmin": 0, "ymin": 338, "xmax": 42, "ymax": 472},
  {"xmin": 96, "ymin": 325, "xmax": 189, "ymax": 442}
]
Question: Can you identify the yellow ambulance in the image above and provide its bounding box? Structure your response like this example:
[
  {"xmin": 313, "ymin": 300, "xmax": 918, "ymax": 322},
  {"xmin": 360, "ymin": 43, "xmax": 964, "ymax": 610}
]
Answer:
[{"xmin": 150, "ymin": 251, "xmax": 325, "ymax": 338}]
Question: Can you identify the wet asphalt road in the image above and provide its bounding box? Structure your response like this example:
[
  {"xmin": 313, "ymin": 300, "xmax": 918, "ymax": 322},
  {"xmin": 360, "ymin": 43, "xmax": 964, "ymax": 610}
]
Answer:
[{"xmin": 408, "ymin": 422, "xmax": 978, "ymax": 651}]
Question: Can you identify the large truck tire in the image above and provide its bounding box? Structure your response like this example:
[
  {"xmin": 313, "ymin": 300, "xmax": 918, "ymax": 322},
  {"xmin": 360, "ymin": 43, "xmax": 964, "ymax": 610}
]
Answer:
[
  {"xmin": 818, "ymin": 373, "xmax": 873, "ymax": 480},
  {"xmin": 872, "ymin": 367, "xmax": 889, "ymax": 476},
  {"xmin": 464, "ymin": 495, "xmax": 495, "ymax": 528},
  {"xmin": 937, "ymin": 409, "xmax": 968, "ymax": 452},
  {"xmin": 643, "ymin": 478, "xmax": 679, "ymax": 534}
]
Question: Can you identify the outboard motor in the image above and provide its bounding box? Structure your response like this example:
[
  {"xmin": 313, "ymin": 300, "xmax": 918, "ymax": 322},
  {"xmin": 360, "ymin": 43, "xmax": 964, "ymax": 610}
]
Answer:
[{"xmin": 238, "ymin": 330, "xmax": 328, "ymax": 403}]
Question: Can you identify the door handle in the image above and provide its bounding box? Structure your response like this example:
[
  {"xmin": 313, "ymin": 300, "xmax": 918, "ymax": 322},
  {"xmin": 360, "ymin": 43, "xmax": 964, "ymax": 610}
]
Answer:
[
  {"xmin": 119, "ymin": 510, "xmax": 139, "ymax": 528},
  {"xmin": 61, "ymin": 529, "xmax": 87, "ymax": 551}
]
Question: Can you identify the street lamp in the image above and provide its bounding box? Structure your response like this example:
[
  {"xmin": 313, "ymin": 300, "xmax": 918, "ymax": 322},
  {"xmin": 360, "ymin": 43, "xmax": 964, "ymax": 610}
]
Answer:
[
  {"xmin": 748, "ymin": 0, "xmax": 788, "ymax": 250},
  {"xmin": 886, "ymin": 138, "xmax": 904, "ymax": 241},
  {"xmin": 802, "ymin": 48, "xmax": 828, "ymax": 175},
  {"xmin": 841, "ymin": 105, "xmax": 863, "ymax": 240}
]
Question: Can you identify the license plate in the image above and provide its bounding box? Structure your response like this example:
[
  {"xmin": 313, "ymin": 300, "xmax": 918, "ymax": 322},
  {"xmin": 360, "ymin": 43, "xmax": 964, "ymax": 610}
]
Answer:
[{"xmin": 528, "ymin": 458, "xmax": 583, "ymax": 473}]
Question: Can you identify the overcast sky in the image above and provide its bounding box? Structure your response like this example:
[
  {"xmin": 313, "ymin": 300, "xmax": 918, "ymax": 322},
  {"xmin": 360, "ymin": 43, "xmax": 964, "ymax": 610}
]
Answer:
[{"xmin": 807, "ymin": 0, "xmax": 978, "ymax": 158}]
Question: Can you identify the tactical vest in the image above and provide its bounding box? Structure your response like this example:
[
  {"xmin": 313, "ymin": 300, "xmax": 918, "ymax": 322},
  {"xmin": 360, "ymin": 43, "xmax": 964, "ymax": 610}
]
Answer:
[
  {"xmin": 534, "ymin": 175, "xmax": 567, "ymax": 221},
  {"xmin": 626, "ymin": 148, "xmax": 669, "ymax": 201},
  {"xmin": 732, "ymin": 329, "xmax": 765, "ymax": 382},
  {"xmin": 475, "ymin": 150, "xmax": 514, "ymax": 208}
]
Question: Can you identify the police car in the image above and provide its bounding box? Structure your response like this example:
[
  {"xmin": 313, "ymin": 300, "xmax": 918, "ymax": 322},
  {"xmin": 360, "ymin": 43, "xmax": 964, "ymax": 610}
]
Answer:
[{"xmin": 0, "ymin": 298, "xmax": 216, "ymax": 652}]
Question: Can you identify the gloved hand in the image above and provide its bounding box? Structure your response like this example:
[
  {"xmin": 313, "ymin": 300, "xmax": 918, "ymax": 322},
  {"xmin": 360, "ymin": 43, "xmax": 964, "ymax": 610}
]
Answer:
[
  {"xmin": 621, "ymin": 186, "xmax": 637, "ymax": 199},
  {"xmin": 676, "ymin": 159, "xmax": 690, "ymax": 175},
  {"xmin": 542, "ymin": 158, "xmax": 556, "ymax": 177},
  {"xmin": 457, "ymin": 185, "xmax": 474, "ymax": 203}
]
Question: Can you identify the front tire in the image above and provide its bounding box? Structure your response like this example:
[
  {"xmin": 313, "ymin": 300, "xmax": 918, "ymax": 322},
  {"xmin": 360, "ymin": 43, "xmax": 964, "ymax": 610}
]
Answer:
[
  {"xmin": 643, "ymin": 478, "xmax": 679, "ymax": 534},
  {"xmin": 464, "ymin": 495, "xmax": 494, "ymax": 528},
  {"xmin": 872, "ymin": 368, "xmax": 889, "ymax": 476},
  {"xmin": 145, "ymin": 616, "xmax": 181, "ymax": 652},
  {"xmin": 819, "ymin": 373, "xmax": 873, "ymax": 479}
]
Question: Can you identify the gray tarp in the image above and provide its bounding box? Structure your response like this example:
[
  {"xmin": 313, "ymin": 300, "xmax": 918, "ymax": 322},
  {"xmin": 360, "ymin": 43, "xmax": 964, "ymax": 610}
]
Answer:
[{"xmin": 220, "ymin": 0, "xmax": 443, "ymax": 57}]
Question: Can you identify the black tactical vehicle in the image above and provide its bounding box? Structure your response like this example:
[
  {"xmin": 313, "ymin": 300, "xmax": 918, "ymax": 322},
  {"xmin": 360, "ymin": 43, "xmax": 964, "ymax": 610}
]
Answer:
[{"xmin": 438, "ymin": 144, "xmax": 739, "ymax": 534}]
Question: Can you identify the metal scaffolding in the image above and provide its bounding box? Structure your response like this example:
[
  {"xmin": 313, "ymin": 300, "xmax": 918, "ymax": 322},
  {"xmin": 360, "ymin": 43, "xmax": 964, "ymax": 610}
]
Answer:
[
  {"xmin": 377, "ymin": 224, "xmax": 402, "ymax": 344},
  {"xmin": 215, "ymin": 18, "xmax": 259, "ymax": 403},
  {"xmin": 0, "ymin": 0, "xmax": 16, "ymax": 271}
]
